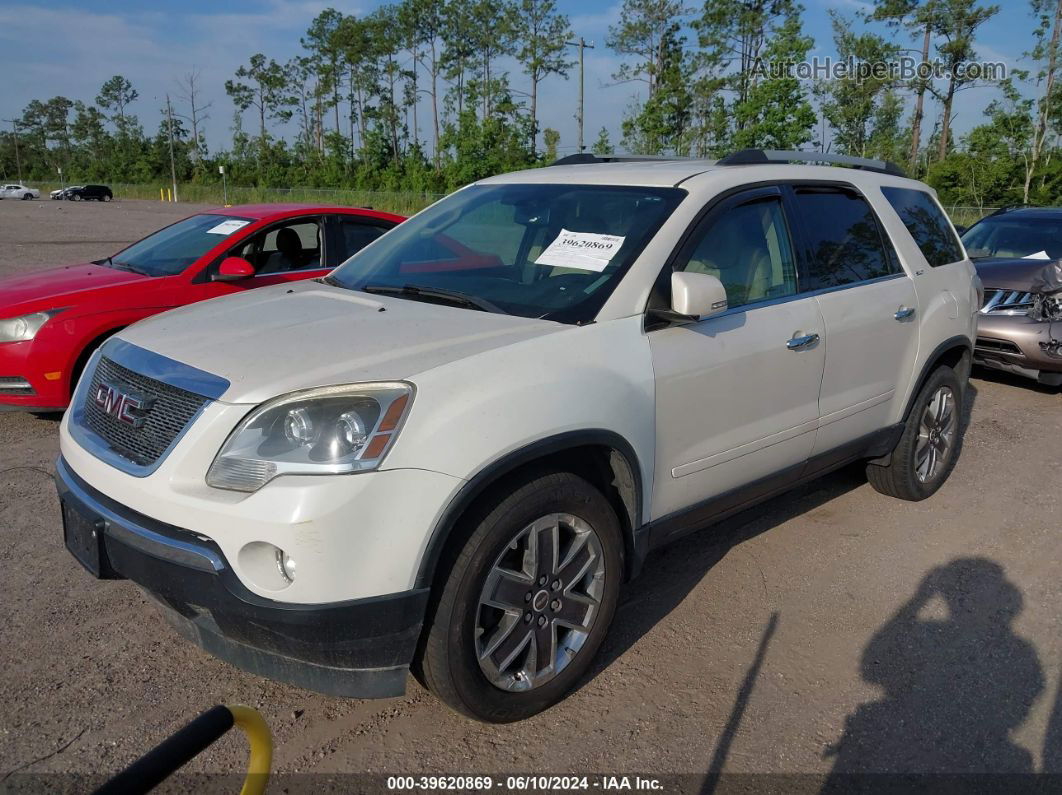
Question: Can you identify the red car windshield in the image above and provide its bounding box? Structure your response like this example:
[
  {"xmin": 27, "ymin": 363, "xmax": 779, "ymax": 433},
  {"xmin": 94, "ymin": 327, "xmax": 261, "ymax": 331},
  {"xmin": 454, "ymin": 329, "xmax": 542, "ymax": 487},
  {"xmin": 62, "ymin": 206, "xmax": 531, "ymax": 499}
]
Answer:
[{"xmin": 107, "ymin": 214, "xmax": 254, "ymax": 276}]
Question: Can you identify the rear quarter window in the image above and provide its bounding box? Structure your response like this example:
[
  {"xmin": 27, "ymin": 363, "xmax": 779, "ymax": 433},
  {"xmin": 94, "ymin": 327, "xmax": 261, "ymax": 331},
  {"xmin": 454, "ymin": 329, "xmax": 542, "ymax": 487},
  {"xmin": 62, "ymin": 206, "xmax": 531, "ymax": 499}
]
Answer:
[{"xmin": 881, "ymin": 187, "xmax": 964, "ymax": 267}]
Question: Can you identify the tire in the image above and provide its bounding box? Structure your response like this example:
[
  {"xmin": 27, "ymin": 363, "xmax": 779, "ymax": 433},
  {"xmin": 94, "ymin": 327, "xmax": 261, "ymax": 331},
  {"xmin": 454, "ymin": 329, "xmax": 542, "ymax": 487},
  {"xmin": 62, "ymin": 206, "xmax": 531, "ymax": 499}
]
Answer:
[
  {"xmin": 103, "ymin": 194, "xmax": 112, "ymax": 202},
  {"xmin": 72, "ymin": 193, "xmax": 82, "ymax": 201},
  {"xmin": 867, "ymin": 365, "xmax": 964, "ymax": 501},
  {"xmin": 22, "ymin": 193, "xmax": 31, "ymax": 200},
  {"xmin": 416, "ymin": 471, "xmax": 623, "ymax": 723}
]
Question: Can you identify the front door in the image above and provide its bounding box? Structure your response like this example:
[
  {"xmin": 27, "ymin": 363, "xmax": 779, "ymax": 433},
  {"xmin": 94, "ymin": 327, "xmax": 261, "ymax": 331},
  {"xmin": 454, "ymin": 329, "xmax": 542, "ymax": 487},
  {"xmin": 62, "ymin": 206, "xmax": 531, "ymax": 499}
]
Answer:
[{"xmin": 649, "ymin": 187, "xmax": 826, "ymax": 524}]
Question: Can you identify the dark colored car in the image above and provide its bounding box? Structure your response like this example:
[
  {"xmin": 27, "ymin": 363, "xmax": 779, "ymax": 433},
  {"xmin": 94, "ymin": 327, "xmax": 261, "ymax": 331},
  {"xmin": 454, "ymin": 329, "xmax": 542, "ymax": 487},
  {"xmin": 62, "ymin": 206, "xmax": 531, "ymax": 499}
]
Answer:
[
  {"xmin": 960, "ymin": 207, "xmax": 1062, "ymax": 386},
  {"xmin": 0, "ymin": 203, "xmax": 404, "ymax": 411},
  {"xmin": 54, "ymin": 184, "xmax": 113, "ymax": 201}
]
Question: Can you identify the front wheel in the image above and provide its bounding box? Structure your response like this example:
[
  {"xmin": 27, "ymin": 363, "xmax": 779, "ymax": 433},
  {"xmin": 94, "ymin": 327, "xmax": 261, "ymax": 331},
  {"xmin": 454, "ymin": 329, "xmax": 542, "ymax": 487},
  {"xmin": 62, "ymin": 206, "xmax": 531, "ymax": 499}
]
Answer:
[
  {"xmin": 102, "ymin": 194, "xmax": 112, "ymax": 202},
  {"xmin": 416, "ymin": 471, "xmax": 623, "ymax": 723},
  {"xmin": 867, "ymin": 365, "xmax": 964, "ymax": 501}
]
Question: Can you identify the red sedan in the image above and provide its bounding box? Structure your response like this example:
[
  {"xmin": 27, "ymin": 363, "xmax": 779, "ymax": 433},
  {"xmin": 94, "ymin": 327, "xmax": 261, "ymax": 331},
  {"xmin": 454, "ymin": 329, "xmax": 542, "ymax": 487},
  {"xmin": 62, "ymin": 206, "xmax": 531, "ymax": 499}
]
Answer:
[{"xmin": 0, "ymin": 204, "xmax": 403, "ymax": 411}]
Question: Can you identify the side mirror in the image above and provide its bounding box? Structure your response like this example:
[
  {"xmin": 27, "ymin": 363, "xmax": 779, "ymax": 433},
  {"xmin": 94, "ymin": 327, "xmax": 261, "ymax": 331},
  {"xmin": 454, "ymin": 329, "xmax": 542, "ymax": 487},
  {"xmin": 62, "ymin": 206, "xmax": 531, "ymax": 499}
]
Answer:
[
  {"xmin": 213, "ymin": 256, "xmax": 255, "ymax": 282},
  {"xmin": 671, "ymin": 271, "xmax": 728, "ymax": 319}
]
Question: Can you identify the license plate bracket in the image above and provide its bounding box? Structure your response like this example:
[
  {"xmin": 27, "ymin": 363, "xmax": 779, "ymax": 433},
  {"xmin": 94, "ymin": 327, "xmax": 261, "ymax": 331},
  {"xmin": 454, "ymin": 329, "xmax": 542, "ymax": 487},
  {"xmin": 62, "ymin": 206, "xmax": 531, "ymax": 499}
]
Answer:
[{"xmin": 62, "ymin": 499, "xmax": 110, "ymax": 578}]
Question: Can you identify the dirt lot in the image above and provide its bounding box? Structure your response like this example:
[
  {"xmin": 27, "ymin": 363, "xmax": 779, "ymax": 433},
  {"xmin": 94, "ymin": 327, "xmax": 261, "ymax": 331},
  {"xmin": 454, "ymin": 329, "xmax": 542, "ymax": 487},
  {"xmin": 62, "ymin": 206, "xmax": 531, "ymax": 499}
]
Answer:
[{"xmin": 1, "ymin": 199, "xmax": 1060, "ymax": 789}]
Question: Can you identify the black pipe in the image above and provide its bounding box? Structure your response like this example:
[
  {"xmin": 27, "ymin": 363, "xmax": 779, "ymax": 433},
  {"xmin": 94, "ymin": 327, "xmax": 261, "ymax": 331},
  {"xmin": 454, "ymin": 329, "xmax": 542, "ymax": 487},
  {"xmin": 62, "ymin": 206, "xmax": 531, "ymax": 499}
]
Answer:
[{"xmin": 95, "ymin": 705, "xmax": 235, "ymax": 795}]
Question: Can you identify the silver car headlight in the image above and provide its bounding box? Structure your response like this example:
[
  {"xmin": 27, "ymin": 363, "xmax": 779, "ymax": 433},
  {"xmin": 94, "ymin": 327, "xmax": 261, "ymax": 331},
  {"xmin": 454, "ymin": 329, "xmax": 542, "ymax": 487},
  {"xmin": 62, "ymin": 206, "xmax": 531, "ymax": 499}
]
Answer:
[
  {"xmin": 206, "ymin": 382, "xmax": 414, "ymax": 492},
  {"xmin": 0, "ymin": 310, "xmax": 62, "ymax": 343}
]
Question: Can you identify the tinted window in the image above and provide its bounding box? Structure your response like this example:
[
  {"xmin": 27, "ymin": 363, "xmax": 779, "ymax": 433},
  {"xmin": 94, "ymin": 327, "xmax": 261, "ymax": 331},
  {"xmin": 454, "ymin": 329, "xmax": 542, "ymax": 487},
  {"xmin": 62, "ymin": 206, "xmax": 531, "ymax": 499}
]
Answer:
[
  {"xmin": 882, "ymin": 187, "xmax": 963, "ymax": 267},
  {"xmin": 792, "ymin": 188, "xmax": 898, "ymax": 291},
  {"xmin": 960, "ymin": 215, "xmax": 1062, "ymax": 260},
  {"xmin": 677, "ymin": 197, "xmax": 797, "ymax": 308},
  {"xmin": 337, "ymin": 219, "xmax": 390, "ymax": 259},
  {"xmin": 329, "ymin": 184, "xmax": 683, "ymax": 324}
]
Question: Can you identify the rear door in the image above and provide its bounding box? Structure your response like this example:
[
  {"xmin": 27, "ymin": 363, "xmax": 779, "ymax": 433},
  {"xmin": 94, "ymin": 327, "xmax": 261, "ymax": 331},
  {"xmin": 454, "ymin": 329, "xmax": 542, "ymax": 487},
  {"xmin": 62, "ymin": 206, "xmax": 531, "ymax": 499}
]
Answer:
[
  {"xmin": 327, "ymin": 214, "xmax": 398, "ymax": 266},
  {"xmin": 787, "ymin": 184, "xmax": 920, "ymax": 455},
  {"xmin": 649, "ymin": 187, "xmax": 826, "ymax": 522}
]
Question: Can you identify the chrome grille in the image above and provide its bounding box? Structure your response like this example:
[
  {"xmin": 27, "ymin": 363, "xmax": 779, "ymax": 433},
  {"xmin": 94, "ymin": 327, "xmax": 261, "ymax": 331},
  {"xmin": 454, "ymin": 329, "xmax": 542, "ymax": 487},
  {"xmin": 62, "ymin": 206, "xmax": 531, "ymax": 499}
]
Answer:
[
  {"xmin": 80, "ymin": 356, "xmax": 208, "ymax": 466},
  {"xmin": 0, "ymin": 376, "xmax": 34, "ymax": 395},
  {"xmin": 980, "ymin": 289, "xmax": 1035, "ymax": 316}
]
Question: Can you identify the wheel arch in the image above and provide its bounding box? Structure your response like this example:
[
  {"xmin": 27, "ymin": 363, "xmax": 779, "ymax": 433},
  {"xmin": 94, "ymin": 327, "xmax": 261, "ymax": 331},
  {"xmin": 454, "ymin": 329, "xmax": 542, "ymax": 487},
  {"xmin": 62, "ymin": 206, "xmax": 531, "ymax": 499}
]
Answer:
[
  {"xmin": 413, "ymin": 430, "xmax": 646, "ymax": 594},
  {"xmin": 903, "ymin": 335, "xmax": 973, "ymax": 422},
  {"xmin": 69, "ymin": 325, "xmax": 126, "ymax": 396}
]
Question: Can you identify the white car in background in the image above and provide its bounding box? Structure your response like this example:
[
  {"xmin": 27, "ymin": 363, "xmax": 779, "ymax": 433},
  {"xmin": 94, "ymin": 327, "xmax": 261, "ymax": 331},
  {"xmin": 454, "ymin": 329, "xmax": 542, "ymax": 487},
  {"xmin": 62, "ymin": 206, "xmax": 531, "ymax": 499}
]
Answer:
[{"xmin": 0, "ymin": 183, "xmax": 39, "ymax": 200}]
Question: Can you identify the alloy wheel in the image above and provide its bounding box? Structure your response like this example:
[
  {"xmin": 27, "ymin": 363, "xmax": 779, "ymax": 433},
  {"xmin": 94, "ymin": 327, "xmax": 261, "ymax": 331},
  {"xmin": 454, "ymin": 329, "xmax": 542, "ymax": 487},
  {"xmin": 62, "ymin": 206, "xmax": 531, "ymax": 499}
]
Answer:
[
  {"xmin": 915, "ymin": 385, "xmax": 956, "ymax": 483},
  {"xmin": 475, "ymin": 512, "xmax": 605, "ymax": 692}
]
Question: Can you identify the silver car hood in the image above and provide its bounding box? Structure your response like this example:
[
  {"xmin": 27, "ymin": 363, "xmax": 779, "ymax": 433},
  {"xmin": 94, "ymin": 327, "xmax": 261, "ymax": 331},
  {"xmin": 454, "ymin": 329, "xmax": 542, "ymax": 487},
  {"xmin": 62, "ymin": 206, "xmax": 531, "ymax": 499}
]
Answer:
[{"xmin": 118, "ymin": 281, "xmax": 563, "ymax": 404}]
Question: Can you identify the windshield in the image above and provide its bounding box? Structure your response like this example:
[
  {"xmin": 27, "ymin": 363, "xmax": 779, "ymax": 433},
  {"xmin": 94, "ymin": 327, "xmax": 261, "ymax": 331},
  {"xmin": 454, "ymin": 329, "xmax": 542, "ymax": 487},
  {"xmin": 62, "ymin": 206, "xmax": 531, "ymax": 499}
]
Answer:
[
  {"xmin": 960, "ymin": 216, "xmax": 1062, "ymax": 260},
  {"xmin": 106, "ymin": 213, "xmax": 254, "ymax": 276},
  {"xmin": 328, "ymin": 183, "xmax": 684, "ymax": 324}
]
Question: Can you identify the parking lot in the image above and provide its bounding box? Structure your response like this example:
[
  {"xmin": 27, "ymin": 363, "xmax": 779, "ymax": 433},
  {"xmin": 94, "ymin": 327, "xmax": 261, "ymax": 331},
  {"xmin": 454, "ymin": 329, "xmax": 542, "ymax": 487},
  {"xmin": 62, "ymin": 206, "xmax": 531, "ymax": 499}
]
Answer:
[{"xmin": 1, "ymin": 199, "xmax": 1060, "ymax": 786}]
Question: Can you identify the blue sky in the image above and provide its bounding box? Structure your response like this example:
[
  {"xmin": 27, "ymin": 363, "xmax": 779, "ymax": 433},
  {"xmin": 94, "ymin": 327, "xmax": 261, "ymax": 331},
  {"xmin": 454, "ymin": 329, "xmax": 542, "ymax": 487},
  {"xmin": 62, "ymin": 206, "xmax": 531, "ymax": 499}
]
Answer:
[{"xmin": 0, "ymin": 0, "xmax": 1037, "ymax": 157}]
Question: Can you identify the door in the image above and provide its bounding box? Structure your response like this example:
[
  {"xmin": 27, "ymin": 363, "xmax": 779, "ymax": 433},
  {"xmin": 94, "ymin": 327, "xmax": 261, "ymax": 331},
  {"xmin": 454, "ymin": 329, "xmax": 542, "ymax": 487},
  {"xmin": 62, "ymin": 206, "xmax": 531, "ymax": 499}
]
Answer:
[
  {"xmin": 787, "ymin": 185, "xmax": 920, "ymax": 455},
  {"xmin": 649, "ymin": 187, "xmax": 826, "ymax": 521}
]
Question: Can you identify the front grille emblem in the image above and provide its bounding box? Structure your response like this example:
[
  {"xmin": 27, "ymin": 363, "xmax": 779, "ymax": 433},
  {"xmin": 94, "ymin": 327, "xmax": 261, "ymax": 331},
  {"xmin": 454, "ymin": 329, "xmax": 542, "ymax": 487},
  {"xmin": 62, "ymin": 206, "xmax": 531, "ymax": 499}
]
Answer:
[{"xmin": 93, "ymin": 381, "xmax": 156, "ymax": 428}]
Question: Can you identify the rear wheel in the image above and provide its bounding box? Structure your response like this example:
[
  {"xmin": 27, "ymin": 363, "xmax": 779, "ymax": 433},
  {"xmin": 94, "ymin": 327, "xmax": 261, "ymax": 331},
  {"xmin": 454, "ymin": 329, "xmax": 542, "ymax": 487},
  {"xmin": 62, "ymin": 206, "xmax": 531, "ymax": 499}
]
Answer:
[
  {"xmin": 416, "ymin": 471, "xmax": 623, "ymax": 723},
  {"xmin": 867, "ymin": 365, "xmax": 964, "ymax": 501},
  {"xmin": 103, "ymin": 194, "xmax": 112, "ymax": 202}
]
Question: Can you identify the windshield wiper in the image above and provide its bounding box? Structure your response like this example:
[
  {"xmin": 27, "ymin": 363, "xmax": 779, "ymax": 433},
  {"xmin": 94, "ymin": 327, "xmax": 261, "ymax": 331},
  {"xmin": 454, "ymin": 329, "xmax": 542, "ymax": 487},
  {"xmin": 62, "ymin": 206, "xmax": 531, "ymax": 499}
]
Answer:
[
  {"xmin": 107, "ymin": 259, "xmax": 151, "ymax": 276},
  {"xmin": 360, "ymin": 284, "xmax": 509, "ymax": 314}
]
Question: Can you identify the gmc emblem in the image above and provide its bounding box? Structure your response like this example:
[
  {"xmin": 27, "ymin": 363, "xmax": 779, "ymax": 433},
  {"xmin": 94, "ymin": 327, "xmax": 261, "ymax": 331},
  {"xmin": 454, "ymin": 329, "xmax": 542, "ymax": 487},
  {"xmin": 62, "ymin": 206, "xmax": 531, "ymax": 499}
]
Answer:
[{"xmin": 93, "ymin": 382, "xmax": 155, "ymax": 427}]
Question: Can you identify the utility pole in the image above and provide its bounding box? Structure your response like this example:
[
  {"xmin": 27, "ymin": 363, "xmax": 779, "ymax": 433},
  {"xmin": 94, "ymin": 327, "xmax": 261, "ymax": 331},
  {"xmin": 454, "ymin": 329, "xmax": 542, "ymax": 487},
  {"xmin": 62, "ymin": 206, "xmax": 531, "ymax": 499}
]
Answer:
[
  {"xmin": 2, "ymin": 119, "xmax": 22, "ymax": 182},
  {"xmin": 565, "ymin": 38, "xmax": 595, "ymax": 153},
  {"xmin": 165, "ymin": 94, "xmax": 178, "ymax": 202}
]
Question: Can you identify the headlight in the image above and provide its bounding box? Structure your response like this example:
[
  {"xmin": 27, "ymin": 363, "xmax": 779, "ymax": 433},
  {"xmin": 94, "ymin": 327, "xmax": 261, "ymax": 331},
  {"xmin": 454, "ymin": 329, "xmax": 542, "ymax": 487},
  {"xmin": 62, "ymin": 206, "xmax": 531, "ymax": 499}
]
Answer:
[
  {"xmin": 206, "ymin": 382, "xmax": 414, "ymax": 492},
  {"xmin": 0, "ymin": 310, "xmax": 62, "ymax": 343}
]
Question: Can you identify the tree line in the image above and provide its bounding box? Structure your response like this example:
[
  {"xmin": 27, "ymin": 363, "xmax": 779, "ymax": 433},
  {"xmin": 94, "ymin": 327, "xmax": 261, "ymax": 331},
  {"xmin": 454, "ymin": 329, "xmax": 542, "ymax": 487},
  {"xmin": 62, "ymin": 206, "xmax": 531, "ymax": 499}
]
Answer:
[{"xmin": 1, "ymin": 0, "xmax": 1060, "ymax": 210}]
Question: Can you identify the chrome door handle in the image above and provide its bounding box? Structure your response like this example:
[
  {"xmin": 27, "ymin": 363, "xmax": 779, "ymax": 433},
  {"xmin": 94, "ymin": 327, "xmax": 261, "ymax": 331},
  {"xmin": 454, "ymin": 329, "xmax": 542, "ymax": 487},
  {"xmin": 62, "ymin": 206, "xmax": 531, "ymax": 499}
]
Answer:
[
  {"xmin": 787, "ymin": 333, "xmax": 820, "ymax": 350},
  {"xmin": 894, "ymin": 306, "xmax": 916, "ymax": 320}
]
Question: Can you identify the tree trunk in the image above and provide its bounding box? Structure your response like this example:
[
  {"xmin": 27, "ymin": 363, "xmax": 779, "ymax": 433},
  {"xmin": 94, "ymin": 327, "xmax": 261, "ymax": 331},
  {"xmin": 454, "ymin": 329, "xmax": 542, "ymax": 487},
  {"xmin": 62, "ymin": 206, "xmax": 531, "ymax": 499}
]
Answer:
[
  {"xmin": 908, "ymin": 22, "xmax": 932, "ymax": 170},
  {"xmin": 431, "ymin": 44, "xmax": 441, "ymax": 168},
  {"xmin": 937, "ymin": 77, "xmax": 957, "ymax": 161},
  {"xmin": 1027, "ymin": 0, "xmax": 1062, "ymax": 202},
  {"xmin": 333, "ymin": 59, "xmax": 341, "ymax": 136},
  {"xmin": 530, "ymin": 74, "xmax": 538, "ymax": 151}
]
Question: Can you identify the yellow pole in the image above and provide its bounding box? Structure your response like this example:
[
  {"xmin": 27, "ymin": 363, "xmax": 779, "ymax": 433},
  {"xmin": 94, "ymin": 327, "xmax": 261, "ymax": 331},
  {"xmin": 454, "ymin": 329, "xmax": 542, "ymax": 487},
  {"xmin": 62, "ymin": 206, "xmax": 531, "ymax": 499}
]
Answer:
[
  {"xmin": 160, "ymin": 187, "xmax": 164, "ymax": 202},
  {"xmin": 167, "ymin": 187, "xmax": 173, "ymax": 202},
  {"xmin": 226, "ymin": 704, "xmax": 273, "ymax": 795}
]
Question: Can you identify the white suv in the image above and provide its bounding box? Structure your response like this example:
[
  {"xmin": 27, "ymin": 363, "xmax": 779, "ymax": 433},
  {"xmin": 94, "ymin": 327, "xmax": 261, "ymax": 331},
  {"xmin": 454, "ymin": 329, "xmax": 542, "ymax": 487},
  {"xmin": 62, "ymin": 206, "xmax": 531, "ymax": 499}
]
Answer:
[{"xmin": 56, "ymin": 151, "xmax": 979, "ymax": 722}]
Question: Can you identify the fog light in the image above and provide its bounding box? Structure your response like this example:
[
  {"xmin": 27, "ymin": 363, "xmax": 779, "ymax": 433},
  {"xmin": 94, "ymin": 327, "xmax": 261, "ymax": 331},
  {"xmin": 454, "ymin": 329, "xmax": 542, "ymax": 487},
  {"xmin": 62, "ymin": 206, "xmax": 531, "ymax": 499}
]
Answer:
[{"xmin": 276, "ymin": 549, "xmax": 297, "ymax": 583}]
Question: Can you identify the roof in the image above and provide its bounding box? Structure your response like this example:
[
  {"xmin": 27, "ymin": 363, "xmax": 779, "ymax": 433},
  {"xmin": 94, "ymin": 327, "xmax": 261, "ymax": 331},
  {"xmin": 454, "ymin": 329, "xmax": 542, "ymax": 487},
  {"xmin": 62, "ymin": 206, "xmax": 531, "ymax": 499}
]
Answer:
[
  {"xmin": 984, "ymin": 207, "xmax": 1062, "ymax": 220},
  {"xmin": 477, "ymin": 160, "xmax": 720, "ymax": 188},
  {"xmin": 208, "ymin": 203, "xmax": 404, "ymax": 222}
]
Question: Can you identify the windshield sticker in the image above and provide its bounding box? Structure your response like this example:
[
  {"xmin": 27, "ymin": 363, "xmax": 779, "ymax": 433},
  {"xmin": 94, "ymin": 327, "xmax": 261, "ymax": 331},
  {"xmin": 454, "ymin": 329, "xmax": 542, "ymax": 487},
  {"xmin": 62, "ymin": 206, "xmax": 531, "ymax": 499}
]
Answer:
[
  {"xmin": 206, "ymin": 219, "xmax": 251, "ymax": 235},
  {"xmin": 534, "ymin": 229, "xmax": 626, "ymax": 272},
  {"xmin": 1023, "ymin": 250, "xmax": 1051, "ymax": 260}
]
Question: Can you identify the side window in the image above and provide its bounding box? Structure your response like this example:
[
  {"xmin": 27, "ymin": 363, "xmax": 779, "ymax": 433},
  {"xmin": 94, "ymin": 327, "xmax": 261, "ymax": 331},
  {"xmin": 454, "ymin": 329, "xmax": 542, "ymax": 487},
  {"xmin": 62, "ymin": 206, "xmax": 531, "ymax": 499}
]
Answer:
[
  {"xmin": 235, "ymin": 219, "xmax": 322, "ymax": 274},
  {"xmin": 792, "ymin": 187, "xmax": 900, "ymax": 292},
  {"xmin": 336, "ymin": 218, "xmax": 391, "ymax": 262},
  {"xmin": 676, "ymin": 197, "xmax": 798, "ymax": 309},
  {"xmin": 881, "ymin": 187, "xmax": 964, "ymax": 267}
]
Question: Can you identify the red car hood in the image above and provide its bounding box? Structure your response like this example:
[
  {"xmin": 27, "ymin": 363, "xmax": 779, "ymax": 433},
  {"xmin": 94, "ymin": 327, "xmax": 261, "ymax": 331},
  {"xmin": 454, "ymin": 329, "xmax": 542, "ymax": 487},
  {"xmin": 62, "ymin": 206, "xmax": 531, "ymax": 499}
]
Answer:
[{"xmin": 0, "ymin": 263, "xmax": 149, "ymax": 312}]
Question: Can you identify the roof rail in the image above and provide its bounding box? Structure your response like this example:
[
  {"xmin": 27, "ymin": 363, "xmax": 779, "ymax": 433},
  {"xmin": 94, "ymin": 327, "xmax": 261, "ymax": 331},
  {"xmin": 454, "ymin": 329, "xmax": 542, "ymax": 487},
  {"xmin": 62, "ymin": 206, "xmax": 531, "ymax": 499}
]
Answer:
[
  {"xmin": 549, "ymin": 153, "xmax": 687, "ymax": 166},
  {"xmin": 716, "ymin": 149, "xmax": 907, "ymax": 178}
]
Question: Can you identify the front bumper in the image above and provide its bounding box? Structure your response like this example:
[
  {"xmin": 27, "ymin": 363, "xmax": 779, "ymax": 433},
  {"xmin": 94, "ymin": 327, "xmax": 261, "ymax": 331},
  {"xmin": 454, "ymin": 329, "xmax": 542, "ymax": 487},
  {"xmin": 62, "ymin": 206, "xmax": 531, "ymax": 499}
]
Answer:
[
  {"xmin": 55, "ymin": 456, "xmax": 429, "ymax": 698},
  {"xmin": 0, "ymin": 339, "xmax": 69, "ymax": 411},
  {"xmin": 974, "ymin": 313, "xmax": 1062, "ymax": 385}
]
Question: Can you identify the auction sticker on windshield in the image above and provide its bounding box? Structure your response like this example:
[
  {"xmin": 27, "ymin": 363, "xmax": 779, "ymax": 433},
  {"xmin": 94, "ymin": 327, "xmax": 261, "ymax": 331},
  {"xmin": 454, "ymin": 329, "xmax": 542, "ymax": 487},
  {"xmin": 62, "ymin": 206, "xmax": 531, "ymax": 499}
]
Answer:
[
  {"xmin": 206, "ymin": 219, "xmax": 251, "ymax": 235},
  {"xmin": 535, "ymin": 229, "xmax": 625, "ymax": 272}
]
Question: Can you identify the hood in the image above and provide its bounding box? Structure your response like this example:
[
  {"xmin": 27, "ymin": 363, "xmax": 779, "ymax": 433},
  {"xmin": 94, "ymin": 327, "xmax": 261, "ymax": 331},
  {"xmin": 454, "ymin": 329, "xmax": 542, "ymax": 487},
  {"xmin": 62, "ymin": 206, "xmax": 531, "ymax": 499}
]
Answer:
[
  {"xmin": 118, "ymin": 281, "xmax": 564, "ymax": 404},
  {"xmin": 0, "ymin": 263, "xmax": 148, "ymax": 312},
  {"xmin": 973, "ymin": 257, "xmax": 1061, "ymax": 291}
]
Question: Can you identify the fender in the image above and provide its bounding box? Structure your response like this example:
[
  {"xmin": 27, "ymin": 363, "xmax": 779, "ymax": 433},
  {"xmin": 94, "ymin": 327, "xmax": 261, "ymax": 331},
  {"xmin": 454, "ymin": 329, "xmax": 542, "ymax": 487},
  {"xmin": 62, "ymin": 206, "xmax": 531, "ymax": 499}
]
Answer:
[
  {"xmin": 413, "ymin": 429, "xmax": 646, "ymax": 590},
  {"xmin": 902, "ymin": 334, "xmax": 973, "ymax": 421}
]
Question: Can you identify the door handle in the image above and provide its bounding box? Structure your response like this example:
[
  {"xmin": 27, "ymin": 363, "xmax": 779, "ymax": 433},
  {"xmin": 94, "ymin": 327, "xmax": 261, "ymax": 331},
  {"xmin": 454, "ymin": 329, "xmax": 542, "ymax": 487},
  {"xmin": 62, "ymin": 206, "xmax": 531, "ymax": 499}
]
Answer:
[
  {"xmin": 787, "ymin": 333, "xmax": 820, "ymax": 350},
  {"xmin": 894, "ymin": 306, "xmax": 916, "ymax": 320}
]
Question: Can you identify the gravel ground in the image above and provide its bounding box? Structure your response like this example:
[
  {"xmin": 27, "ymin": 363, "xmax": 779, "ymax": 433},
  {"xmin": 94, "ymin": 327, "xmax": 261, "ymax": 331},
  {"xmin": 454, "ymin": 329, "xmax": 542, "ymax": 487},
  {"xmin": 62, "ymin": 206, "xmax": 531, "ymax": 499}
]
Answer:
[{"xmin": 1, "ymin": 199, "xmax": 1060, "ymax": 790}]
